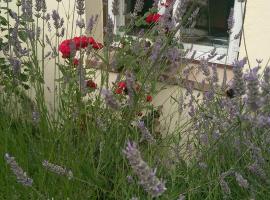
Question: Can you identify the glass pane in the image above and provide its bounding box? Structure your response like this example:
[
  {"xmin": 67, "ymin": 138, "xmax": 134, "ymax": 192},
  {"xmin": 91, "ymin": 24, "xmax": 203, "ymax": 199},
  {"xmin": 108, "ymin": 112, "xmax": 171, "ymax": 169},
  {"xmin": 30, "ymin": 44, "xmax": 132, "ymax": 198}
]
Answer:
[{"xmin": 182, "ymin": 0, "xmax": 235, "ymax": 47}]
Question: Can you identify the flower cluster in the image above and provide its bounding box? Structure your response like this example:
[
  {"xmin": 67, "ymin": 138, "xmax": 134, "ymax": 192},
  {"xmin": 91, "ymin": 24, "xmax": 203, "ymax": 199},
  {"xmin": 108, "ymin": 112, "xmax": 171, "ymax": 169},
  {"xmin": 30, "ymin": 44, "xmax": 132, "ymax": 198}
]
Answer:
[{"xmin": 59, "ymin": 36, "xmax": 103, "ymax": 58}]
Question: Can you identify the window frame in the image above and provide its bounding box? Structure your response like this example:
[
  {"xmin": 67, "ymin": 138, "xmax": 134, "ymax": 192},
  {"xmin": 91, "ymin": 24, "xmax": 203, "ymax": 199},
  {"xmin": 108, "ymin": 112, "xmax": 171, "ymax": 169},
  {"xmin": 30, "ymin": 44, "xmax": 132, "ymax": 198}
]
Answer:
[{"xmin": 107, "ymin": 0, "xmax": 246, "ymax": 65}]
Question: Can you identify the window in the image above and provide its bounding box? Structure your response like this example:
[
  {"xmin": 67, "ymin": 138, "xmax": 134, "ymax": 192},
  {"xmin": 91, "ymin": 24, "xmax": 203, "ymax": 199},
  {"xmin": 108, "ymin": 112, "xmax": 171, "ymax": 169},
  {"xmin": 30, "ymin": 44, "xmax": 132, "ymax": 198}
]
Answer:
[{"xmin": 107, "ymin": 0, "xmax": 246, "ymax": 65}]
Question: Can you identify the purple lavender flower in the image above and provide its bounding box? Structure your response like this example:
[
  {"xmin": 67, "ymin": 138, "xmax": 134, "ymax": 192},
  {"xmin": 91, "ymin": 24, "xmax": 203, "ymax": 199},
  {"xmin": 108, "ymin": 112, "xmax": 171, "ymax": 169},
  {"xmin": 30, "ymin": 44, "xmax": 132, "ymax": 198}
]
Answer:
[
  {"xmin": 123, "ymin": 141, "xmax": 166, "ymax": 197},
  {"xmin": 112, "ymin": 0, "xmax": 119, "ymax": 16},
  {"xmin": 133, "ymin": 0, "xmax": 144, "ymax": 16},
  {"xmin": 86, "ymin": 15, "xmax": 98, "ymax": 34},
  {"xmin": 244, "ymin": 67, "xmax": 260, "ymax": 111},
  {"xmin": 76, "ymin": 18, "xmax": 85, "ymax": 29},
  {"xmin": 76, "ymin": 0, "xmax": 85, "ymax": 16},
  {"xmin": 52, "ymin": 10, "xmax": 64, "ymax": 29},
  {"xmin": 248, "ymin": 162, "xmax": 266, "ymax": 180},
  {"xmin": 125, "ymin": 71, "xmax": 136, "ymax": 106},
  {"xmin": 199, "ymin": 58, "xmax": 210, "ymax": 77},
  {"xmin": 150, "ymin": 39, "xmax": 162, "ymax": 62},
  {"xmin": 137, "ymin": 121, "xmax": 155, "ymax": 143},
  {"xmin": 9, "ymin": 57, "xmax": 21, "ymax": 75},
  {"xmin": 175, "ymin": 0, "xmax": 188, "ymax": 23},
  {"xmin": 178, "ymin": 194, "xmax": 186, "ymax": 200},
  {"xmin": 42, "ymin": 160, "xmax": 73, "ymax": 179},
  {"xmin": 232, "ymin": 58, "xmax": 246, "ymax": 96},
  {"xmin": 5, "ymin": 153, "xmax": 33, "ymax": 186},
  {"xmin": 104, "ymin": 16, "xmax": 114, "ymax": 43},
  {"xmin": 101, "ymin": 89, "xmax": 120, "ymax": 110},
  {"xmin": 261, "ymin": 67, "xmax": 270, "ymax": 105},
  {"xmin": 21, "ymin": 0, "xmax": 33, "ymax": 20},
  {"xmin": 235, "ymin": 172, "xmax": 249, "ymax": 189},
  {"xmin": 220, "ymin": 177, "xmax": 231, "ymax": 195}
]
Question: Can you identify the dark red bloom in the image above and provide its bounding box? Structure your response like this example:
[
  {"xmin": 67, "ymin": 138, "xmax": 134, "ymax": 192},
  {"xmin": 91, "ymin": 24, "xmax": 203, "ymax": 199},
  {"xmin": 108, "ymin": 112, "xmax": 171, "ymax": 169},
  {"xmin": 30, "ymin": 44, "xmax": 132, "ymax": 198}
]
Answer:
[
  {"xmin": 92, "ymin": 41, "xmax": 104, "ymax": 50},
  {"xmin": 73, "ymin": 58, "xmax": 79, "ymax": 66},
  {"xmin": 73, "ymin": 36, "xmax": 89, "ymax": 50},
  {"xmin": 146, "ymin": 95, "xmax": 153, "ymax": 102},
  {"xmin": 59, "ymin": 39, "xmax": 71, "ymax": 58},
  {"xmin": 115, "ymin": 88, "xmax": 123, "ymax": 94},
  {"xmin": 152, "ymin": 13, "xmax": 161, "ymax": 23},
  {"xmin": 145, "ymin": 13, "xmax": 161, "ymax": 24},
  {"xmin": 86, "ymin": 80, "xmax": 97, "ymax": 89},
  {"xmin": 88, "ymin": 37, "xmax": 96, "ymax": 45},
  {"xmin": 118, "ymin": 81, "xmax": 127, "ymax": 90}
]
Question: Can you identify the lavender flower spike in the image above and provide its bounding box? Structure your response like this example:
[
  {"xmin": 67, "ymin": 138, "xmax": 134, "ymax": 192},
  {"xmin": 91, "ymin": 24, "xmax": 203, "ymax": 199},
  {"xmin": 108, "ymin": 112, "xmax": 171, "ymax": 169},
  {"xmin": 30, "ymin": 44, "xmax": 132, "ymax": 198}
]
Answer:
[
  {"xmin": 234, "ymin": 172, "xmax": 249, "ymax": 189},
  {"xmin": 244, "ymin": 67, "xmax": 260, "ymax": 111},
  {"xmin": 137, "ymin": 121, "xmax": 155, "ymax": 143},
  {"xmin": 5, "ymin": 153, "xmax": 33, "ymax": 186},
  {"xmin": 101, "ymin": 89, "xmax": 120, "ymax": 110},
  {"xmin": 76, "ymin": 0, "xmax": 85, "ymax": 16},
  {"xmin": 123, "ymin": 141, "xmax": 166, "ymax": 197},
  {"xmin": 112, "ymin": 0, "xmax": 119, "ymax": 16},
  {"xmin": 232, "ymin": 58, "xmax": 246, "ymax": 96},
  {"xmin": 42, "ymin": 160, "xmax": 73, "ymax": 180}
]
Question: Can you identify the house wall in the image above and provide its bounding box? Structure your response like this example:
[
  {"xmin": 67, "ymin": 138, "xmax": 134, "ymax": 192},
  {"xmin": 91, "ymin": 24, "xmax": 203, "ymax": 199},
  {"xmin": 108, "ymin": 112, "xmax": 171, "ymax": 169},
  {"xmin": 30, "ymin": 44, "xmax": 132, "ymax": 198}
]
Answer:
[{"xmin": 239, "ymin": 0, "xmax": 270, "ymax": 68}]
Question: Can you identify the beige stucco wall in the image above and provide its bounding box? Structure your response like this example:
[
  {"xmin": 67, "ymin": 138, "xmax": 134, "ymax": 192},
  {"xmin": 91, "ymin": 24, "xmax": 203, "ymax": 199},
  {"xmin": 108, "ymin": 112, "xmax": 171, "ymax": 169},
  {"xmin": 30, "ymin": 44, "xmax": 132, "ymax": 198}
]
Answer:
[{"xmin": 239, "ymin": 0, "xmax": 270, "ymax": 67}]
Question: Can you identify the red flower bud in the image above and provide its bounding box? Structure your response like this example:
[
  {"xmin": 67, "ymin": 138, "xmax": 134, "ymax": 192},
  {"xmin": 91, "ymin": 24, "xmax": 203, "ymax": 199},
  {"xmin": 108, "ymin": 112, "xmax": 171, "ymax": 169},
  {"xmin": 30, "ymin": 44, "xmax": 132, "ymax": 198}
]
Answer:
[{"xmin": 146, "ymin": 95, "xmax": 153, "ymax": 102}]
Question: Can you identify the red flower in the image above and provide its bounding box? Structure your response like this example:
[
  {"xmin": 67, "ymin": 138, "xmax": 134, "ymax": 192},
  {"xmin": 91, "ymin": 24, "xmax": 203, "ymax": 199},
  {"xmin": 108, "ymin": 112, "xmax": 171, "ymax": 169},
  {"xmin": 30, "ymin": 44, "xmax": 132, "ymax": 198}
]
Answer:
[
  {"xmin": 115, "ymin": 88, "xmax": 123, "ymax": 94},
  {"xmin": 146, "ymin": 95, "xmax": 153, "ymax": 102},
  {"xmin": 86, "ymin": 80, "xmax": 97, "ymax": 89},
  {"xmin": 152, "ymin": 13, "xmax": 161, "ymax": 23},
  {"xmin": 145, "ymin": 13, "xmax": 161, "ymax": 24},
  {"xmin": 59, "ymin": 39, "xmax": 71, "ymax": 58},
  {"xmin": 73, "ymin": 36, "xmax": 89, "ymax": 50},
  {"xmin": 88, "ymin": 37, "xmax": 96, "ymax": 45},
  {"xmin": 118, "ymin": 81, "xmax": 127, "ymax": 89},
  {"xmin": 145, "ymin": 13, "xmax": 154, "ymax": 24},
  {"xmin": 73, "ymin": 58, "xmax": 79, "ymax": 66},
  {"xmin": 92, "ymin": 41, "xmax": 104, "ymax": 50}
]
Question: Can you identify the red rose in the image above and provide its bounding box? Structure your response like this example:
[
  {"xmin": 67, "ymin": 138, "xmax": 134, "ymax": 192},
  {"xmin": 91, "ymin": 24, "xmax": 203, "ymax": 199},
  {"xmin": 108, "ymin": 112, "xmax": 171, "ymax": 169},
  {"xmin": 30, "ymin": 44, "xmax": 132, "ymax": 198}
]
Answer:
[
  {"xmin": 118, "ymin": 81, "xmax": 127, "ymax": 89},
  {"xmin": 59, "ymin": 39, "xmax": 71, "ymax": 58},
  {"xmin": 73, "ymin": 58, "xmax": 79, "ymax": 66},
  {"xmin": 146, "ymin": 95, "xmax": 153, "ymax": 102},
  {"xmin": 86, "ymin": 80, "xmax": 97, "ymax": 89}
]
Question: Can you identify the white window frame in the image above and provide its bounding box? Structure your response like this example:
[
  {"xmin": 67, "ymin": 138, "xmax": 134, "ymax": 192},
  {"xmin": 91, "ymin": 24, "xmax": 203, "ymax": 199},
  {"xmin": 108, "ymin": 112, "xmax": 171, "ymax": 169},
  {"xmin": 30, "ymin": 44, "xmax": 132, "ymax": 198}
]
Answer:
[{"xmin": 108, "ymin": 0, "xmax": 246, "ymax": 65}]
